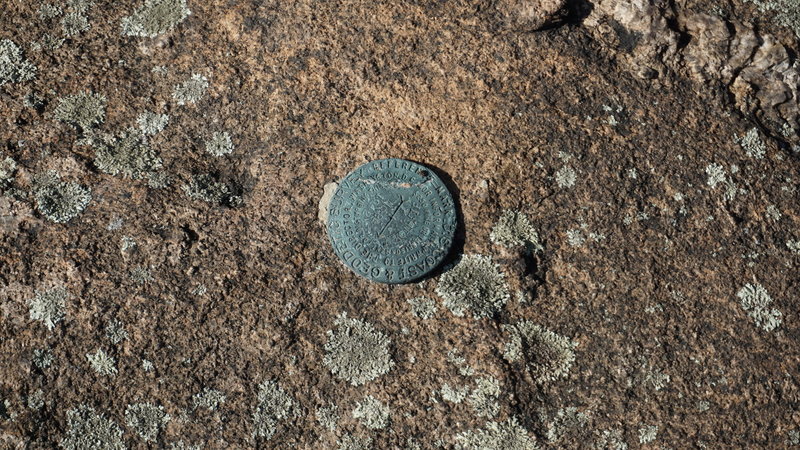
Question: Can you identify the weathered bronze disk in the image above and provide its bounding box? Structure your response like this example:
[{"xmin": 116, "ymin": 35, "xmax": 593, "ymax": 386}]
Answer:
[{"xmin": 326, "ymin": 158, "xmax": 457, "ymax": 284}]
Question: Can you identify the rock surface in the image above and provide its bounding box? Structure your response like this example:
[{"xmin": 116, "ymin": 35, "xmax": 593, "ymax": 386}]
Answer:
[{"xmin": 1, "ymin": 0, "xmax": 798, "ymax": 448}]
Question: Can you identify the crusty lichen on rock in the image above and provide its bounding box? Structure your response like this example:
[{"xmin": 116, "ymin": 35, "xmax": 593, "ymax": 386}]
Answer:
[
  {"xmin": 252, "ymin": 380, "xmax": 297, "ymax": 439},
  {"xmin": 455, "ymin": 416, "xmax": 538, "ymax": 449},
  {"xmin": 125, "ymin": 402, "xmax": 170, "ymax": 442},
  {"xmin": 182, "ymin": 173, "xmax": 241, "ymax": 206},
  {"xmin": 93, "ymin": 130, "xmax": 162, "ymax": 179},
  {"xmin": 205, "ymin": 131, "xmax": 234, "ymax": 156},
  {"xmin": 736, "ymin": 282, "xmax": 782, "ymax": 331},
  {"xmin": 32, "ymin": 170, "xmax": 91, "ymax": 223},
  {"xmin": 87, "ymin": 348, "xmax": 117, "ymax": 376},
  {"xmin": 503, "ymin": 321, "xmax": 576, "ymax": 383},
  {"xmin": 323, "ymin": 313, "xmax": 394, "ymax": 386},
  {"xmin": 61, "ymin": 405, "xmax": 125, "ymax": 450},
  {"xmin": 121, "ymin": 0, "xmax": 191, "ymax": 37},
  {"xmin": 352, "ymin": 395, "xmax": 390, "ymax": 430},
  {"xmin": 435, "ymin": 254, "xmax": 510, "ymax": 319},
  {"xmin": 54, "ymin": 91, "xmax": 106, "ymax": 130},
  {"xmin": 28, "ymin": 286, "xmax": 68, "ymax": 330},
  {"xmin": 172, "ymin": 73, "xmax": 208, "ymax": 105},
  {"xmin": 490, "ymin": 209, "xmax": 542, "ymax": 250},
  {"xmin": 0, "ymin": 39, "xmax": 36, "ymax": 86}
]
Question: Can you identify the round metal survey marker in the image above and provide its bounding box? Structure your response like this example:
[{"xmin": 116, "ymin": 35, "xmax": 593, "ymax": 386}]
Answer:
[{"xmin": 326, "ymin": 158, "xmax": 457, "ymax": 284}]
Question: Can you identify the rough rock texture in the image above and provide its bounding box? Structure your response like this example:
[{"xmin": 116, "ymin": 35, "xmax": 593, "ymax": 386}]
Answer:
[{"xmin": 1, "ymin": 0, "xmax": 799, "ymax": 448}]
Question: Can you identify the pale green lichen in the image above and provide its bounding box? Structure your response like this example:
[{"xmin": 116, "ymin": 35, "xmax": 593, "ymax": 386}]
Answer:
[
  {"xmin": 33, "ymin": 347, "xmax": 54, "ymax": 369},
  {"xmin": 744, "ymin": 0, "xmax": 800, "ymax": 36},
  {"xmin": 29, "ymin": 286, "xmax": 68, "ymax": 330},
  {"xmin": 555, "ymin": 166, "xmax": 576, "ymax": 188},
  {"xmin": 0, "ymin": 156, "xmax": 17, "ymax": 187},
  {"xmin": 172, "ymin": 73, "xmax": 208, "ymax": 105},
  {"xmin": 455, "ymin": 416, "xmax": 538, "ymax": 450},
  {"xmin": 93, "ymin": 130, "xmax": 162, "ymax": 179},
  {"xmin": 467, "ymin": 376, "xmax": 501, "ymax": 419},
  {"xmin": 54, "ymin": 92, "xmax": 106, "ymax": 130},
  {"xmin": 541, "ymin": 406, "xmax": 588, "ymax": 442},
  {"xmin": 86, "ymin": 349, "xmax": 117, "ymax": 376},
  {"xmin": 169, "ymin": 441, "xmax": 202, "ymax": 450},
  {"xmin": 407, "ymin": 296, "xmax": 437, "ymax": 319},
  {"xmin": 192, "ymin": 387, "xmax": 226, "ymax": 411},
  {"xmin": 61, "ymin": 405, "xmax": 125, "ymax": 450},
  {"xmin": 736, "ymin": 282, "xmax": 782, "ymax": 331},
  {"xmin": 32, "ymin": 171, "xmax": 91, "ymax": 223},
  {"xmin": 315, "ymin": 405, "xmax": 339, "ymax": 431},
  {"xmin": 788, "ymin": 240, "xmax": 800, "ymax": 254},
  {"xmin": 595, "ymin": 428, "xmax": 627, "ymax": 450},
  {"xmin": 39, "ymin": 4, "xmax": 63, "ymax": 20},
  {"xmin": 130, "ymin": 266, "xmax": 154, "ymax": 284},
  {"xmin": 205, "ymin": 131, "xmax": 234, "ymax": 156},
  {"xmin": 121, "ymin": 0, "xmax": 191, "ymax": 37},
  {"xmin": 182, "ymin": 174, "xmax": 241, "ymax": 206},
  {"xmin": 705, "ymin": 163, "xmax": 726, "ymax": 188},
  {"xmin": 352, "ymin": 395, "xmax": 390, "ymax": 430},
  {"xmin": 27, "ymin": 389, "xmax": 44, "ymax": 410},
  {"xmin": 338, "ymin": 435, "xmax": 373, "ymax": 450},
  {"xmin": 435, "ymin": 254, "xmax": 510, "ymax": 319},
  {"xmin": 323, "ymin": 313, "xmax": 394, "ymax": 386},
  {"xmin": 61, "ymin": 11, "xmax": 90, "ymax": 37},
  {"xmin": 137, "ymin": 111, "xmax": 169, "ymax": 135},
  {"xmin": 736, "ymin": 128, "xmax": 766, "ymax": 159},
  {"xmin": 0, "ymin": 39, "xmax": 36, "ymax": 86},
  {"xmin": 638, "ymin": 424, "xmax": 658, "ymax": 444},
  {"xmin": 490, "ymin": 209, "xmax": 542, "ymax": 250},
  {"xmin": 105, "ymin": 319, "xmax": 128, "ymax": 344},
  {"xmin": 503, "ymin": 321, "xmax": 576, "ymax": 383},
  {"xmin": 446, "ymin": 348, "xmax": 475, "ymax": 376},
  {"xmin": 441, "ymin": 383, "xmax": 470, "ymax": 403},
  {"xmin": 125, "ymin": 402, "xmax": 170, "ymax": 442},
  {"xmin": 252, "ymin": 380, "xmax": 297, "ymax": 439}
]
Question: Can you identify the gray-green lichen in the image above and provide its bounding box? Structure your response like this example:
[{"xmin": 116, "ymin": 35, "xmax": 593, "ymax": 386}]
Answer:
[
  {"xmin": 315, "ymin": 405, "xmax": 339, "ymax": 431},
  {"xmin": 172, "ymin": 73, "xmax": 208, "ymax": 105},
  {"xmin": 205, "ymin": 131, "xmax": 234, "ymax": 156},
  {"xmin": 137, "ymin": 111, "xmax": 169, "ymax": 135},
  {"xmin": 39, "ymin": 4, "xmax": 63, "ymax": 20},
  {"xmin": 86, "ymin": 348, "xmax": 117, "ymax": 376},
  {"xmin": 705, "ymin": 163, "xmax": 726, "ymax": 188},
  {"xmin": 54, "ymin": 92, "xmax": 106, "ymax": 130},
  {"xmin": 105, "ymin": 319, "xmax": 128, "ymax": 344},
  {"xmin": 541, "ymin": 406, "xmax": 588, "ymax": 442},
  {"xmin": 252, "ymin": 380, "xmax": 297, "ymax": 440},
  {"xmin": 338, "ymin": 435, "xmax": 373, "ymax": 450},
  {"xmin": 407, "ymin": 296, "xmax": 437, "ymax": 319},
  {"xmin": 638, "ymin": 424, "xmax": 658, "ymax": 444},
  {"xmin": 490, "ymin": 209, "xmax": 542, "ymax": 250},
  {"xmin": 93, "ymin": 130, "xmax": 162, "ymax": 179},
  {"xmin": 61, "ymin": 11, "xmax": 90, "ymax": 37},
  {"xmin": 323, "ymin": 313, "xmax": 394, "ymax": 386},
  {"xmin": 33, "ymin": 347, "xmax": 54, "ymax": 369},
  {"xmin": 745, "ymin": 0, "xmax": 800, "ymax": 36},
  {"xmin": 29, "ymin": 286, "xmax": 68, "ymax": 330},
  {"xmin": 0, "ymin": 39, "xmax": 36, "ymax": 86},
  {"xmin": 130, "ymin": 266, "xmax": 154, "ymax": 284},
  {"xmin": 736, "ymin": 282, "xmax": 782, "ymax": 331},
  {"xmin": 467, "ymin": 376, "xmax": 501, "ymax": 419},
  {"xmin": 435, "ymin": 254, "xmax": 510, "ymax": 319},
  {"xmin": 352, "ymin": 395, "xmax": 390, "ymax": 430},
  {"xmin": 192, "ymin": 388, "xmax": 226, "ymax": 411},
  {"xmin": 555, "ymin": 166, "xmax": 576, "ymax": 188},
  {"xmin": 0, "ymin": 155, "xmax": 17, "ymax": 189},
  {"xmin": 441, "ymin": 383, "xmax": 470, "ymax": 403},
  {"xmin": 503, "ymin": 321, "xmax": 576, "ymax": 383},
  {"xmin": 125, "ymin": 402, "xmax": 170, "ymax": 442},
  {"xmin": 61, "ymin": 405, "xmax": 125, "ymax": 450},
  {"xmin": 182, "ymin": 174, "xmax": 241, "ymax": 206},
  {"xmin": 32, "ymin": 171, "xmax": 91, "ymax": 223},
  {"xmin": 121, "ymin": 0, "xmax": 191, "ymax": 38},
  {"xmin": 27, "ymin": 389, "xmax": 44, "ymax": 410},
  {"xmin": 455, "ymin": 416, "xmax": 538, "ymax": 450},
  {"xmin": 736, "ymin": 128, "xmax": 766, "ymax": 159},
  {"xmin": 594, "ymin": 428, "xmax": 627, "ymax": 450}
]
